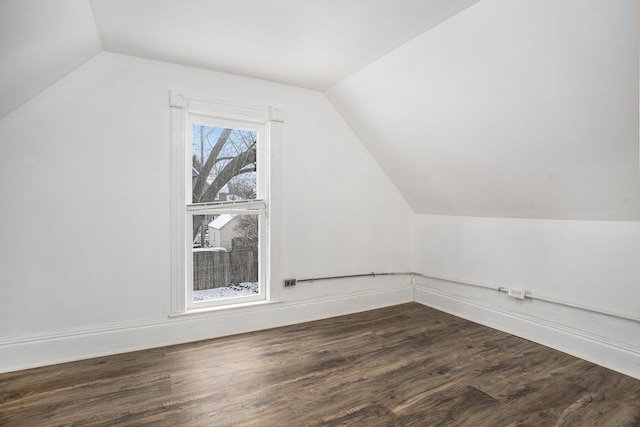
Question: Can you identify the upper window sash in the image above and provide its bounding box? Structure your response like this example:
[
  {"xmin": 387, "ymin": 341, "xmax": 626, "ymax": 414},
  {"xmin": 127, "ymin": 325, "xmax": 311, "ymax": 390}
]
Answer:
[{"xmin": 189, "ymin": 118, "xmax": 263, "ymax": 205}]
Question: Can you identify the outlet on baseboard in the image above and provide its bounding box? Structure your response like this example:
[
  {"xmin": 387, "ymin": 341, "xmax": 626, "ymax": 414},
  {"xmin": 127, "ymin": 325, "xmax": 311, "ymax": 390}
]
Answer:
[
  {"xmin": 507, "ymin": 287, "xmax": 526, "ymax": 300},
  {"xmin": 283, "ymin": 278, "xmax": 297, "ymax": 287}
]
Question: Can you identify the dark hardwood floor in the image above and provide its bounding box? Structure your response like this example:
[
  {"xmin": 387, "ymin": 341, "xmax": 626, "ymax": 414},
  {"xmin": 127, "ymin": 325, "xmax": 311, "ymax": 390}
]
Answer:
[{"xmin": 1, "ymin": 303, "xmax": 639, "ymax": 426}]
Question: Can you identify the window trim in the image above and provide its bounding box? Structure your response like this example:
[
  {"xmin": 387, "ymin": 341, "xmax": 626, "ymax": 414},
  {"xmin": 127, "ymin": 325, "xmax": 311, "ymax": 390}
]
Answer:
[{"xmin": 169, "ymin": 91, "xmax": 283, "ymax": 315}]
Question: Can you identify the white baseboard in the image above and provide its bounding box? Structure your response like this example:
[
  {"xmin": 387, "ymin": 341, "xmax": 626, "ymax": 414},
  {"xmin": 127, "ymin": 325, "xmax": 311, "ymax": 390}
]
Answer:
[
  {"xmin": 413, "ymin": 282, "xmax": 640, "ymax": 380},
  {"xmin": 0, "ymin": 284, "xmax": 413, "ymax": 374},
  {"xmin": 3, "ymin": 280, "xmax": 638, "ymax": 380}
]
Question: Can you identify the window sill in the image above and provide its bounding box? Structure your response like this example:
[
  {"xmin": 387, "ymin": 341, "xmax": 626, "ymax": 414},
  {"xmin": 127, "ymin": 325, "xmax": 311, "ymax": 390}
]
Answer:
[{"xmin": 168, "ymin": 299, "xmax": 283, "ymax": 319}]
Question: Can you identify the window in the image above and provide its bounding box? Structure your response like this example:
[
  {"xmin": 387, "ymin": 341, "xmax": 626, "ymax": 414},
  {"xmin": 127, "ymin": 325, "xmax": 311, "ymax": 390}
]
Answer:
[{"xmin": 170, "ymin": 92, "xmax": 282, "ymax": 313}]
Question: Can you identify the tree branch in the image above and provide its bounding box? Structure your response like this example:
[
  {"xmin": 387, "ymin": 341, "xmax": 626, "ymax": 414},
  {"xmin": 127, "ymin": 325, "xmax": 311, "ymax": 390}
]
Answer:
[
  {"xmin": 200, "ymin": 147, "xmax": 256, "ymax": 202},
  {"xmin": 193, "ymin": 127, "xmax": 232, "ymax": 202}
]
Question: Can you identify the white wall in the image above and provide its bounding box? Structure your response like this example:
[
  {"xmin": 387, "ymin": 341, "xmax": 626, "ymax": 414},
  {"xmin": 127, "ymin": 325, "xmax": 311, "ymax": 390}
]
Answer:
[
  {"xmin": 414, "ymin": 214, "xmax": 640, "ymax": 378},
  {"xmin": 0, "ymin": 52, "xmax": 414, "ymax": 372}
]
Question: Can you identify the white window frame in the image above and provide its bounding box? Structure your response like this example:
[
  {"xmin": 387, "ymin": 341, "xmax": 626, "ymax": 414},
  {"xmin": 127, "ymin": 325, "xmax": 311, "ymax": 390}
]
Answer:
[{"xmin": 169, "ymin": 91, "xmax": 283, "ymax": 314}]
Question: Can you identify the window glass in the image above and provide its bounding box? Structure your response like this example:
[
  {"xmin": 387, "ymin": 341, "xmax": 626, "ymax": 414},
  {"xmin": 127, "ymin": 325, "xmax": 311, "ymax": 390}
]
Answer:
[
  {"xmin": 188, "ymin": 123, "xmax": 263, "ymax": 307},
  {"xmin": 192, "ymin": 212, "xmax": 260, "ymax": 302},
  {"xmin": 191, "ymin": 125, "xmax": 257, "ymax": 204}
]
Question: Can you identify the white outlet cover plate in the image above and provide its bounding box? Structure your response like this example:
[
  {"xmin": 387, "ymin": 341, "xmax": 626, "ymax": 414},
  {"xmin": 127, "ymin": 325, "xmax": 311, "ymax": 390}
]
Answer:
[{"xmin": 508, "ymin": 287, "xmax": 526, "ymax": 300}]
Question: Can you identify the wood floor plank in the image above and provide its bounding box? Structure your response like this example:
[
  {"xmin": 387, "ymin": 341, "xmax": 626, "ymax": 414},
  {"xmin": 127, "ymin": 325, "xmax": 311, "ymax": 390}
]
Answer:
[
  {"xmin": 392, "ymin": 383, "xmax": 500, "ymax": 427},
  {"xmin": 1, "ymin": 303, "xmax": 639, "ymax": 426}
]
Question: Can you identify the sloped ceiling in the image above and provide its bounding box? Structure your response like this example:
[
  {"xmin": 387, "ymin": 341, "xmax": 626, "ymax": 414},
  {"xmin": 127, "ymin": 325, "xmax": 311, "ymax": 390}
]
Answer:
[
  {"xmin": 0, "ymin": 0, "xmax": 102, "ymax": 119},
  {"xmin": 0, "ymin": 0, "xmax": 480, "ymax": 116},
  {"xmin": 88, "ymin": 0, "xmax": 481, "ymax": 90},
  {"xmin": 1, "ymin": 0, "xmax": 638, "ymax": 221},
  {"xmin": 327, "ymin": 0, "xmax": 640, "ymax": 220}
]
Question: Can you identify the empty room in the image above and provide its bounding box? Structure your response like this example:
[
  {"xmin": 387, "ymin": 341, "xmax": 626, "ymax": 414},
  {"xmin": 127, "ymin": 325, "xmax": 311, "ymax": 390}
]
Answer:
[{"xmin": 1, "ymin": 0, "xmax": 639, "ymax": 425}]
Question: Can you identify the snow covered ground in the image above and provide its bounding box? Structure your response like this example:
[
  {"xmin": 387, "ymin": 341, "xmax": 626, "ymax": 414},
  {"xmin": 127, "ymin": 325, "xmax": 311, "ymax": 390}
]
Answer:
[{"xmin": 193, "ymin": 282, "xmax": 259, "ymax": 301}]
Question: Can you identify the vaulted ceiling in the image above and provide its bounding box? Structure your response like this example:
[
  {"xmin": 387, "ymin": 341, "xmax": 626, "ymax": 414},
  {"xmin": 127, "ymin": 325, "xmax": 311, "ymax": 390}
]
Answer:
[
  {"xmin": 327, "ymin": 0, "xmax": 640, "ymax": 220},
  {"xmin": 0, "ymin": 0, "xmax": 480, "ymax": 117},
  {"xmin": 89, "ymin": 0, "xmax": 481, "ymax": 90},
  {"xmin": 1, "ymin": 0, "xmax": 638, "ymax": 221}
]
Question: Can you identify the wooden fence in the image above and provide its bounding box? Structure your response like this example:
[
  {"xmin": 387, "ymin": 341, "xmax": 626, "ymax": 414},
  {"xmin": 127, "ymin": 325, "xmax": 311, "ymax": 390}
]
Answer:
[{"xmin": 192, "ymin": 249, "xmax": 258, "ymax": 290}]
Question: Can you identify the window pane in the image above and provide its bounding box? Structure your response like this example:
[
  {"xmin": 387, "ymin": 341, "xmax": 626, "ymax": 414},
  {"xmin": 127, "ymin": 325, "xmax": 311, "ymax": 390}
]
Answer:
[
  {"xmin": 191, "ymin": 125, "xmax": 257, "ymax": 204},
  {"xmin": 192, "ymin": 213, "xmax": 259, "ymax": 302}
]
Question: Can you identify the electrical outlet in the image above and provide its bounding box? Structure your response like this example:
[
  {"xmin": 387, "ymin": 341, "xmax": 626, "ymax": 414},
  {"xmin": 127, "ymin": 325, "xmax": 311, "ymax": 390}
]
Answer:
[
  {"xmin": 283, "ymin": 278, "xmax": 297, "ymax": 287},
  {"xmin": 507, "ymin": 287, "xmax": 526, "ymax": 300}
]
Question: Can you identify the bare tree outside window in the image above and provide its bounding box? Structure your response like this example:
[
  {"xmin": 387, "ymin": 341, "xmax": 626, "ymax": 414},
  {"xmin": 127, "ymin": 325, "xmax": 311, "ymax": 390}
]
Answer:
[{"xmin": 191, "ymin": 125, "xmax": 257, "ymax": 243}]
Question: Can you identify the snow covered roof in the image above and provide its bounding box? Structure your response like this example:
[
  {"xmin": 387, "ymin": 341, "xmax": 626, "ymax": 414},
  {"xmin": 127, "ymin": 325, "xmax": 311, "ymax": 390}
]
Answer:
[{"xmin": 208, "ymin": 214, "xmax": 237, "ymax": 230}]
